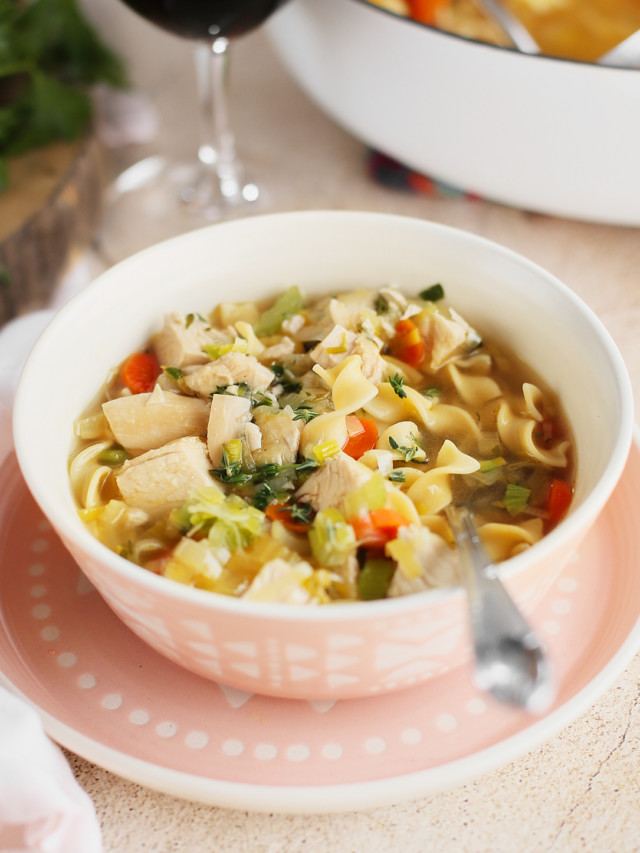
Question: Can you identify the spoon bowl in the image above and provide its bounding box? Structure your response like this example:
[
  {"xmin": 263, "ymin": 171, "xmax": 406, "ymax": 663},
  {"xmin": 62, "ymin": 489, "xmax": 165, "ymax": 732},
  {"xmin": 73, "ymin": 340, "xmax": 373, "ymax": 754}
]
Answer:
[{"xmin": 446, "ymin": 505, "xmax": 555, "ymax": 713}]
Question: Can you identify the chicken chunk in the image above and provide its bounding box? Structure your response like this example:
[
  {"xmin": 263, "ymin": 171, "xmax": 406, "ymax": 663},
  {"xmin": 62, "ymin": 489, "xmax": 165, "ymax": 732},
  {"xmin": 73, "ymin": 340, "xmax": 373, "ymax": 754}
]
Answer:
[
  {"xmin": 309, "ymin": 325, "xmax": 386, "ymax": 385},
  {"xmin": 153, "ymin": 312, "xmax": 231, "ymax": 368},
  {"xmin": 259, "ymin": 336, "xmax": 295, "ymax": 363},
  {"xmin": 387, "ymin": 526, "xmax": 461, "ymax": 597},
  {"xmin": 103, "ymin": 386, "xmax": 210, "ymax": 454},
  {"xmin": 295, "ymin": 452, "xmax": 373, "ymax": 511},
  {"xmin": 417, "ymin": 308, "xmax": 480, "ymax": 370},
  {"xmin": 252, "ymin": 407, "xmax": 302, "ymax": 466},
  {"xmin": 309, "ymin": 325, "xmax": 357, "ymax": 369},
  {"xmin": 183, "ymin": 352, "xmax": 274, "ymax": 397},
  {"xmin": 207, "ymin": 394, "xmax": 251, "ymax": 466},
  {"xmin": 242, "ymin": 558, "xmax": 314, "ymax": 604},
  {"xmin": 115, "ymin": 436, "xmax": 216, "ymax": 519}
]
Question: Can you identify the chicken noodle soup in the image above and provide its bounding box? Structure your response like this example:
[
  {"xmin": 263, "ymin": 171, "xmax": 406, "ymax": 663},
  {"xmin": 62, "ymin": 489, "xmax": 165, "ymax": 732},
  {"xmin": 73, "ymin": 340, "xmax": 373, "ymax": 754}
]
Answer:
[
  {"xmin": 369, "ymin": 0, "xmax": 640, "ymax": 64},
  {"xmin": 71, "ymin": 284, "xmax": 574, "ymax": 604}
]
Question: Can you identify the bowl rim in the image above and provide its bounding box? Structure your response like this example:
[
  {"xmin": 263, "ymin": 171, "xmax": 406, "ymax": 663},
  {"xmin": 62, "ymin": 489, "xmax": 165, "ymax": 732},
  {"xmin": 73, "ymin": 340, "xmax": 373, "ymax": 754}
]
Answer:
[
  {"xmin": 347, "ymin": 0, "xmax": 638, "ymax": 73},
  {"xmin": 12, "ymin": 210, "xmax": 635, "ymax": 623}
]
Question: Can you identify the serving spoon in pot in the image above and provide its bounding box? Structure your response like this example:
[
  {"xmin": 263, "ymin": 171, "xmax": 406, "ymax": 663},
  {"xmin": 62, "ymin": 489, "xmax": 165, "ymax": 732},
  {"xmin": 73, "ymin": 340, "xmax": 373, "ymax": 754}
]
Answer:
[
  {"xmin": 473, "ymin": 0, "xmax": 640, "ymax": 68},
  {"xmin": 445, "ymin": 504, "xmax": 555, "ymax": 713}
]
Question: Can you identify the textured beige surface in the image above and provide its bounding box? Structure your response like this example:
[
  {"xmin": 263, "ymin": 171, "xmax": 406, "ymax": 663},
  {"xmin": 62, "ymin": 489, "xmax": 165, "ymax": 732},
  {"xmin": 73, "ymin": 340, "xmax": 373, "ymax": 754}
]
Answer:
[{"xmin": 68, "ymin": 6, "xmax": 640, "ymax": 850}]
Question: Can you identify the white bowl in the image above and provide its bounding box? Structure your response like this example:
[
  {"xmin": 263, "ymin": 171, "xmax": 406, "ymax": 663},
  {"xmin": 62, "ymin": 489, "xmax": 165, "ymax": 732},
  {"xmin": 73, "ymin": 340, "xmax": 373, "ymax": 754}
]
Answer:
[
  {"xmin": 267, "ymin": 0, "xmax": 640, "ymax": 226},
  {"xmin": 13, "ymin": 211, "xmax": 633, "ymax": 699}
]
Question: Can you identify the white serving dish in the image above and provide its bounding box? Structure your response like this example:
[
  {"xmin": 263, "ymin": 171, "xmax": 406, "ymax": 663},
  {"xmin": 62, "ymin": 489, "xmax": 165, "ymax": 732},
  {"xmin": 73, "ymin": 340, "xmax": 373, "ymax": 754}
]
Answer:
[{"xmin": 267, "ymin": 0, "xmax": 640, "ymax": 226}]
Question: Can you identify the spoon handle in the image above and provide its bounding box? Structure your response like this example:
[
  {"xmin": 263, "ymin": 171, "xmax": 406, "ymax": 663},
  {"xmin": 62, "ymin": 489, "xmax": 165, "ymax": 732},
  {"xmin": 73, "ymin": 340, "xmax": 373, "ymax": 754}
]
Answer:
[
  {"xmin": 473, "ymin": 0, "xmax": 540, "ymax": 55},
  {"xmin": 445, "ymin": 504, "xmax": 555, "ymax": 712}
]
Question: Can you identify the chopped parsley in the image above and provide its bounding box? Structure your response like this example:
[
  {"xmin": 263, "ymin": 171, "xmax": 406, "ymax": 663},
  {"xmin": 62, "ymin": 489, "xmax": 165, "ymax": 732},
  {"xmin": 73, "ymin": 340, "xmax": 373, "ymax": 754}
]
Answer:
[
  {"xmin": 419, "ymin": 283, "xmax": 445, "ymax": 302},
  {"xmin": 162, "ymin": 366, "xmax": 184, "ymax": 381},
  {"xmin": 374, "ymin": 293, "xmax": 389, "ymax": 314},
  {"xmin": 185, "ymin": 312, "xmax": 208, "ymax": 329},
  {"xmin": 270, "ymin": 363, "xmax": 302, "ymax": 394},
  {"xmin": 212, "ymin": 457, "xmax": 319, "ymax": 488}
]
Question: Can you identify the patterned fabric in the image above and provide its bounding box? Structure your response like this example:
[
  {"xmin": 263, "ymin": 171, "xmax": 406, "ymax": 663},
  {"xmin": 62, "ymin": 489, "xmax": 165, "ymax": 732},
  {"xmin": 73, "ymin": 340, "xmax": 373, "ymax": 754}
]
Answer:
[{"xmin": 367, "ymin": 150, "xmax": 483, "ymax": 200}]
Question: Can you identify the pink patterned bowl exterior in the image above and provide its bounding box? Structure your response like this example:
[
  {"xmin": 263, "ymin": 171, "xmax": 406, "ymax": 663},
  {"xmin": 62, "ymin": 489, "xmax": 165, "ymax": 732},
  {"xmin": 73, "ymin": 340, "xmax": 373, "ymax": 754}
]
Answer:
[{"xmin": 13, "ymin": 212, "xmax": 634, "ymax": 699}]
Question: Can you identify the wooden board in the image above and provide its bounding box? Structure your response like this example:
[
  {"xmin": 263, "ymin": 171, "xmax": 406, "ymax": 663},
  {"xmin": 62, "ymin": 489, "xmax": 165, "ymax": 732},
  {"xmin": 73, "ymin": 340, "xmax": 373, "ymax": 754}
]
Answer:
[{"xmin": 0, "ymin": 133, "xmax": 103, "ymax": 326}]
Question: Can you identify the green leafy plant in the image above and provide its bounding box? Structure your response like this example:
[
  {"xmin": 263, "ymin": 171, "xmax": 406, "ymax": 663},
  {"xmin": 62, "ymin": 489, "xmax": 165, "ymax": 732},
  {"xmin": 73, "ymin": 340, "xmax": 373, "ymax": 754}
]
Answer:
[{"xmin": 0, "ymin": 0, "xmax": 127, "ymax": 191}]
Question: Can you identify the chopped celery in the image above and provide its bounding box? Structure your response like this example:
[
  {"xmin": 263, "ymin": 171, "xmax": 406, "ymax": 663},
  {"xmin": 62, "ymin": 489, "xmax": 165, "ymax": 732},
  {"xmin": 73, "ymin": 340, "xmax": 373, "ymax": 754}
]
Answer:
[
  {"xmin": 503, "ymin": 483, "xmax": 531, "ymax": 515},
  {"xmin": 357, "ymin": 558, "xmax": 395, "ymax": 601},
  {"xmin": 479, "ymin": 456, "xmax": 506, "ymax": 473},
  {"xmin": 342, "ymin": 473, "xmax": 387, "ymax": 519},
  {"xmin": 255, "ymin": 286, "xmax": 303, "ymax": 336},
  {"xmin": 97, "ymin": 445, "xmax": 129, "ymax": 467},
  {"xmin": 308, "ymin": 509, "xmax": 356, "ymax": 567},
  {"xmin": 170, "ymin": 488, "xmax": 265, "ymax": 551}
]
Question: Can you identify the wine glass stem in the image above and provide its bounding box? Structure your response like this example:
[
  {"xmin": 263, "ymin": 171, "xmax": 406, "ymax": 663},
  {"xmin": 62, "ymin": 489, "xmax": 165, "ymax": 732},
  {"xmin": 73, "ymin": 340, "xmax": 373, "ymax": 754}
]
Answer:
[{"xmin": 194, "ymin": 37, "xmax": 244, "ymax": 202}]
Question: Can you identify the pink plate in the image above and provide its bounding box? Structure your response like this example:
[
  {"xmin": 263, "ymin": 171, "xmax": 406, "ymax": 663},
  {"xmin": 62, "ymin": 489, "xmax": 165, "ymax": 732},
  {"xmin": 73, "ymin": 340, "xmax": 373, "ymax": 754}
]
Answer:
[{"xmin": 1, "ymin": 445, "xmax": 640, "ymax": 814}]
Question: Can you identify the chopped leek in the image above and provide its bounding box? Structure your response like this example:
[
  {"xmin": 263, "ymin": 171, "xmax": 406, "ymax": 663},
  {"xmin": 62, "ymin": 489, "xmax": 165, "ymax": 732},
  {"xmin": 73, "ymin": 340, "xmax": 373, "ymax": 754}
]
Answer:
[
  {"xmin": 480, "ymin": 456, "xmax": 506, "ymax": 473},
  {"xmin": 503, "ymin": 483, "xmax": 531, "ymax": 516},
  {"xmin": 223, "ymin": 439, "xmax": 243, "ymax": 465},
  {"xmin": 255, "ymin": 286, "xmax": 303, "ymax": 336},
  {"xmin": 357, "ymin": 558, "xmax": 395, "ymax": 600},
  {"xmin": 308, "ymin": 509, "xmax": 356, "ymax": 567},
  {"xmin": 202, "ymin": 338, "xmax": 248, "ymax": 360},
  {"xmin": 313, "ymin": 440, "xmax": 342, "ymax": 463}
]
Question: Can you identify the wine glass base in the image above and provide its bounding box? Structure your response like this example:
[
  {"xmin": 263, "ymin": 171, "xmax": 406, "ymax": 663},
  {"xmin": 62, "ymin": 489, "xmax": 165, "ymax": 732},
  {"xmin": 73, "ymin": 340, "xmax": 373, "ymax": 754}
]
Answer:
[{"xmin": 97, "ymin": 155, "xmax": 264, "ymax": 264}]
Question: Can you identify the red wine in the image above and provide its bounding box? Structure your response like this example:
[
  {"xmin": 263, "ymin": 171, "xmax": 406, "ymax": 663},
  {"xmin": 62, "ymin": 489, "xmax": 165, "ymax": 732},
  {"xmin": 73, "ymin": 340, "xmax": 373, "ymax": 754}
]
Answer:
[{"xmin": 121, "ymin": 0, "xmax": 289, "ymax": 41}]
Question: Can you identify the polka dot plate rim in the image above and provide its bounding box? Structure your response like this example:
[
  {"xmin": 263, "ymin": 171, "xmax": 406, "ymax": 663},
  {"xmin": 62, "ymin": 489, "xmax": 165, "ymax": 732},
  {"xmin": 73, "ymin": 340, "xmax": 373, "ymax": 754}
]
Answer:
[{"xmin": 1, "ymin": 442, "xmax": 640, "ymax": 814}]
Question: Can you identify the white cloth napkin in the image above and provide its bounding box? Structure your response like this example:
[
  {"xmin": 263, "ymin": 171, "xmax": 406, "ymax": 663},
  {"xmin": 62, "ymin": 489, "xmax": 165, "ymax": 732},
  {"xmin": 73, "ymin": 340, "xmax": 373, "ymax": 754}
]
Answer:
[
  {"xmin": 0, "ymin": 689, "xmax": 102, "ymax": 853},
  {"xmin": 0, "ymin": 265, "xmax": 103, "ymax": 852}
]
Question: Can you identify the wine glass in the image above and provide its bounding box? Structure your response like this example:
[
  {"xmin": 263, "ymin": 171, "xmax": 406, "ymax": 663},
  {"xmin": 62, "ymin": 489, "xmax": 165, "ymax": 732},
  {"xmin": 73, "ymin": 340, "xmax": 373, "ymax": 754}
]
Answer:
[{"xmin": 99, "ymin": 0, "xmax": 290, "ymax": 262}]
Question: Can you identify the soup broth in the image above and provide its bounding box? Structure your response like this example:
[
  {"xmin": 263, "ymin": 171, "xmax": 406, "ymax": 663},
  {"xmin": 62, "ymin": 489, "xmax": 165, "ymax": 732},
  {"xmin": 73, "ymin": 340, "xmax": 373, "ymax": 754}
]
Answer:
[{"xmin": 71, "ymin": 284, "xmax": 574, "ymax": 604}]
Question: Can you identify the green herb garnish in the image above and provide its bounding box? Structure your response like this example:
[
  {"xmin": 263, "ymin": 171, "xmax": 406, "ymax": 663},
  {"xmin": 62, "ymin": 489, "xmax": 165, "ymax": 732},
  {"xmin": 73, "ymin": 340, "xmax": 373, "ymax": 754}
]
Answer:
[
  {"xmin": 388, "ymin": 373, "xmax": 407, "ymax": 399},
  {"xmin": 388, "ymin": 435, "xmax": 424, "ymax": 463},
  {"xmin": 419, "ymin": 283, "xmax": 445, "ymax": 302},
  {"xmin": 0, "ymin": 0, "xmax": 127, "ymax": 188},
  {"xmin": 374, "ymin": 293, "xmax": 389, "ymax": 314},
  {"xmin": 270, "ymin": 363, "xmax": 302, "ymax": 393},
  {"xmin": 292, "ymin": 404, "xmax": 319, "ymax": 423},
  {"xmin": 162, "ymin": 366, "xmax": 184, "ymax": 382},
  {"xmin": 388, "ymin": 470, "xmax": 406, "ymax": 482}
]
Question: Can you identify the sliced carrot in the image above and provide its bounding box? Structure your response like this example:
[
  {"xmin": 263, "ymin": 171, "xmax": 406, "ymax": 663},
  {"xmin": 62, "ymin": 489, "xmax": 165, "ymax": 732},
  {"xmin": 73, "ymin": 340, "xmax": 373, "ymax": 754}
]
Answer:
[
  {"xmin": 349, "ymin": 508, "xmax": 411, "ymax": 549},
  {"xmin": 343, "ymin": 415, "xmax": 379, "ymax": 460},
  {"xmin": 369, "ymin": 508, "xmax": 412, "ymax": 537},
  {"xmin": 390, "ymin": 317, "xmax": 425, "ymax": 368},
  {"xmin": 121, "ymin": 351, "xmax": 161, "ymax": 394},
  {"xmin": 265, "ymin": 502, "xmax": 313, "ymax": 533},
  {"xmin": 349, "ymin": 513, "xmax": 388, "ymax": 550},
  {"xmin": 546, "ymin": 478, "xmax": 573, "ymax": 527}
]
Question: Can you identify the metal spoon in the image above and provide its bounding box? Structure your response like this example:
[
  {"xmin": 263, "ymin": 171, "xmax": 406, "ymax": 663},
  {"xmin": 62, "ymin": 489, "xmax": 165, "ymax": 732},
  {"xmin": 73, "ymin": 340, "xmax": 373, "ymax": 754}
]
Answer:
[
  {"xmin": 445, "ymin": 504, "xmax": 555, "ymax": 713},
  {"xmin": 474, "ymin": 0, "xmax": 640, "ymax": 68}
]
